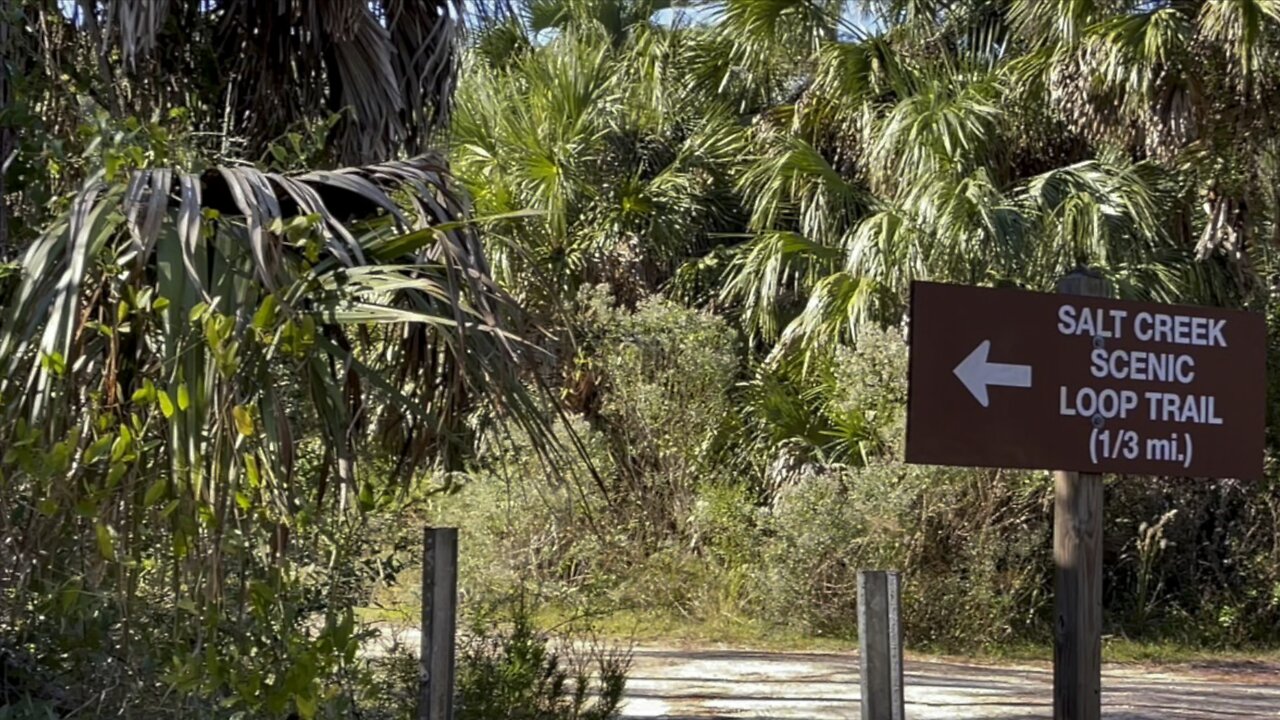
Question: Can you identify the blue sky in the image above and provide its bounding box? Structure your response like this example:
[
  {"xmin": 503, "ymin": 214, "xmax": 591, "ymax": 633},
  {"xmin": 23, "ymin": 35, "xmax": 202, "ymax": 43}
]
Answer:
[{"xmin": 652, "ymin": 1, "xmax": 879, "ymax": 34}]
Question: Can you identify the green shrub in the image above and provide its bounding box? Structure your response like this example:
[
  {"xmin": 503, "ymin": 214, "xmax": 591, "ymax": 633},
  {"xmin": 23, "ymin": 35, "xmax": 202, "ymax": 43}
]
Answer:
[
  {"xmin": 0, "ymin": 423, "xmax": 432, "ymax": 720},
  {"xmin": 1104, "ymin": 475, "xmax": 1280, "ymax": 645},
  {"xmin": 328, "ymin": 593, "xmax": 632, "ymax": 720},
  {"xmin": 758, "ymin": 460, "xmax": 1052, "ymax": 649},
  {"xmin": 430, "ymin": 413, "xmax": 628, "ymax": 607},
  {"xmin": 0, "ymin": 499, "xmax": 404, "ymax": 718},
  {"xmin": 456, "ymin": 600, "xmax": 628, "ymax": 720},
  {"xmin": 423, "ymin": 298, "xmax": 1280, "ymax": 654},
  {"xmin": 829, "ymin": 326, "xmax": 909, "ymax": 456},
  {"xmin": 576, "ymin": 285, "xmax": 740, "ymax": 532},
  {"xmin": 428, "ymin": 288, "xmax": 745, "ymax": 611},
  {"xmin": 688, "ymin": 480, "xmax": 762, "ymax": 568},
  {"xmin": 733, "ymin": 326, "xmax": 908, "ymax": 488}
]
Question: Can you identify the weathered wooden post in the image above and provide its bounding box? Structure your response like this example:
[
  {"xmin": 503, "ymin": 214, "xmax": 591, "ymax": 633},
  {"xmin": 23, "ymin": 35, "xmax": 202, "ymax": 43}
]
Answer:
[
  {"xmin": 419, "ymin": 527, "xmax": 458, "ymax": 720},
  {"xmin": 1053, "ymin": 269, "xmax": 1109, "ymax": 720},
  {"xmin": 857, "ymin": 569, "xmax": 904, "ymax": 720}
]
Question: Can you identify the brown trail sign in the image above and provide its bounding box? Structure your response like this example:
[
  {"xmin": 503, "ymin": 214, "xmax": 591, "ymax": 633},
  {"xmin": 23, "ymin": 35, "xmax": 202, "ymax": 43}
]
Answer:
[
  {"xmin": 905, "ymin": 281, "xmax": 1266, "ymax": 480},
  {"xmin": 905, "ymin": 278, "xmax": 1266, "ymax": 720}
]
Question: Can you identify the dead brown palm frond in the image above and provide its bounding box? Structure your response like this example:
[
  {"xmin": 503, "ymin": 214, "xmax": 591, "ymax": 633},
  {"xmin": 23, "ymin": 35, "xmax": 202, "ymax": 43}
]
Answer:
[
  {"xmin": 389, "ymin": 0, "xmax": 465, "ymax": 146},
  {"xmin": 66, "ymin": 0, "xmax": 463, "ymax": 165}
]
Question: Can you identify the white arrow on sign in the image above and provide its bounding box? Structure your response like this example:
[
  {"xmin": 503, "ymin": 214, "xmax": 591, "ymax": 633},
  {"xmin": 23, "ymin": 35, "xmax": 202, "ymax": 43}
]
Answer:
[{"xmin": 953, "ymin": 340, "xmax": 1032, "ymax": 407}]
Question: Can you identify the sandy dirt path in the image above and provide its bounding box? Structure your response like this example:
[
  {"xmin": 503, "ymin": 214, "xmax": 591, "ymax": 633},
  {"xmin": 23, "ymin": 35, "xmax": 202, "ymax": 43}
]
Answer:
[{"xmin": 621, "ymin": 646, "xmax": 1280, "ymax": 719}]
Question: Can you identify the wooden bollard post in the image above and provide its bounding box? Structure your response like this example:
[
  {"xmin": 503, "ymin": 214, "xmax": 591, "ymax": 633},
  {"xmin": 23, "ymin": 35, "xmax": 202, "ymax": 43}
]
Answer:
[
  {"xmin": 1054, "ymin": 269, "xmax": 1109, "ymax": 720},
  {"xmin": 420, "ymin": 527, "xmax": 458, "ymax": 720},
  {"xmin": 858, "ymin": 569, "xmax": 904, "ymax": 720}
]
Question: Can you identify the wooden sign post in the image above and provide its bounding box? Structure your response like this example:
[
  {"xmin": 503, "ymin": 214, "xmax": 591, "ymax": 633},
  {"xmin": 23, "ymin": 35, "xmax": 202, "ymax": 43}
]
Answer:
[
  {"xmin": 1053, "ymin": 269, "xmax": 1108, "ymax": 720},
  {"xmin": 903, "ymin": 277, "xmax": 1266, "ymax": 720}
]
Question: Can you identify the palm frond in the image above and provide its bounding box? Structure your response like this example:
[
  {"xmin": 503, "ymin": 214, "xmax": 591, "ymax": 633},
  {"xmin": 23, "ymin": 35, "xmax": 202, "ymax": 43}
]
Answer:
[
  {"xmin": 0, "ymin": 155, "xmax": 547, "ymax": 496},
  {"xmin": 1197, "ymin": 0, "xmax": 1280, "ymax": 79},
  {"xmin": 389, "ymin": 0, "xmax": 465, "ymax": 148},
  {"xmin": 719, "ymin": 230, "xmax": 842, "ymax": 340},
  {"xmin": 776, "ymin": 269, "xmax": 890, "ymax": 355},
  {"xmin": 1016, "ymin": 158, "xmax": 1164, "ymax": 271},
  {"xmin": 1011, "ymin": 0, "xmax": 1106, "ymax": 46},
  {"xmin": 740, "ymin": 136, "xmax": 869, "ymax": 241},
  {"xmin": 85, "ymin": 0, "xmax": 465, "ymax": 164},
  {"xmin": 867, "ymin": 69, "xmax": 1004, "ymax": 193}
]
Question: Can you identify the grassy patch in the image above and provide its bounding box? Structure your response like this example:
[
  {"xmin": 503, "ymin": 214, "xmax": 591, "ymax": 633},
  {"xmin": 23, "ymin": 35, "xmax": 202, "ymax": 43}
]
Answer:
[
  {"xmin": 913, "ymin": 638, "xmax": 1280, "ymax": 667},
  {"xmin": 532, "ymin": 605, "xmax": 858, "ymax": 653},
  {"xmin": 1100, "ymin": 638, "xmax": 1280, "ymax": 666},
  {"xmin": 360, "ymin": 594, "xmax": 1280, "ymax": 671}
]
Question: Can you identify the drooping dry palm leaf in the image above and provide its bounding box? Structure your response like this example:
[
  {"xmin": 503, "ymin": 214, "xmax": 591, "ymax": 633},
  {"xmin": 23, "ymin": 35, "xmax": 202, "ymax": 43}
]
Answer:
[
  {"xmin": 81, "ymin": 0, "xmax": 464, "ymax": 165},
  {"xmin": 0, "ymin": 154, "xmax": 553, "ymax": 512}
]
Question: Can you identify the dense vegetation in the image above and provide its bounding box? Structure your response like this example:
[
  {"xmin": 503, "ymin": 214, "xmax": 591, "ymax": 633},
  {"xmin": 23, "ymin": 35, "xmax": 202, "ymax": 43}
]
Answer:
[
  {"xmin": 3, "ymin": 0, "xmax": 1280, "ymax": 716},
  {"xmin": 439, "ymin": 0, "xmax": 1280, "ymax": 647}
]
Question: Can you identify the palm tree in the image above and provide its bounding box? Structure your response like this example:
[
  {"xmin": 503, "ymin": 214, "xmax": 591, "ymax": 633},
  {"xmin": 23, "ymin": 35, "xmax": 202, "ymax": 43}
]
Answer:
[
  {"xmin": 0, "ymin": 142, "xmax": 576, "ymax": 718},
  {"xmin": 0, "ymin": 4, "xmax": 568, "ymax": 713},
  {"xmin": 709, "ymin": 0, "xmax": 1269, "ymax": 361},
  {"xmin": 1, "ymin": 1, "xmax": 566, "ymax": 483},
  {"xmin": 3, "ymin": 0, "xmax": 467, "ymax": 262},
  {"xmin": 1019, "ymin": 0, "xmax": 1280, "ymax": 275},
  {"xmin": 2, "ymin": 0, "xmax": 541, "ymax": 565},
  {"xmin": 451, "ymin": 13, "xmax": 750, "ymax": 310},
  {"xmin": 20, "ymin": 0, "xmax": 460, "ymax": 164}
]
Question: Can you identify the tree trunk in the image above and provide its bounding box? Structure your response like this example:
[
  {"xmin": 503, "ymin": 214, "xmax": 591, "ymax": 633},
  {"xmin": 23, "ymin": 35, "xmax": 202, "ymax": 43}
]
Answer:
[{"xmin": 0, "ymin": 0, "xmax": 11, "ymax": 262}]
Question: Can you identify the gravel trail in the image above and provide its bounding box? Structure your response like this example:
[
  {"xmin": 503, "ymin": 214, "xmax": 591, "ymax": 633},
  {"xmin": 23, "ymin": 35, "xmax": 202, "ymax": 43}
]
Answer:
[{"xmin": 621, "ymin": 646, "xmax": 1280, "ymax": 719}]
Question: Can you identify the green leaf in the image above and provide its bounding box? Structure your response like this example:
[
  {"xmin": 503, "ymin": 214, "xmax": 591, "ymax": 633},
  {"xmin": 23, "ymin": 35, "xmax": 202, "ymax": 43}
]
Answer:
[
  {"xmin": 84, "ymin": 435, "xmax": 114, "ymax": 464},
  {"xmin": 173, "ymin": 529, "xmax": 190, "ymax": 558},
  {"xmin": 41, "ymin": 352, "xmax": 66, "ymax": 376},
  {"xmin": 111, "ymin": 426, "xmax": 133, "ymax": 461},
  {"xmin": 245, "ymin": 454, "xmax": 261, "ymax": 488},
  {"xmin": 132, "ymin": 379, "xmax": 157, "ymax": 405},
  {"xmin": 144, "ymin": 478, "xmax": 168, "ymax": 506},
  {"xmin": 189, "ymin": 302, "xmax": 209, "ymax": 324},
  {"xmin": 60, "ymin": 585, "xmax": 81, "ymax": 613},
  {"xmin": 105, "ymin": 153, "xmax": 124, "ymax": 181},
  {"xmin": 177, "ymin": 383, "xmax": 191, "ymax": 411},
  {"xmin": 294, "ymin": 693, "xmax": 318, "ymax": 720},
  {"xmin": 86, "ymin": 320, "xmax": 114, "ymax": 337},
  {"xmin": 253, "ymin": 294, "xmax": 279, "ymax": 330},
  {"xmin": 106, "ymin": 462, "xmax": 127, "ymax": 487},
  {"xmin": 158, "ymin": 390, "xmax": 175, "ymax": 418},
  {"xmin": 233, "ymin": 406, "xmax": 255, "ymax": 437},
  {"xmin": 95, "ymin": 522, "xmax": 116, "ymax": 561}
]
